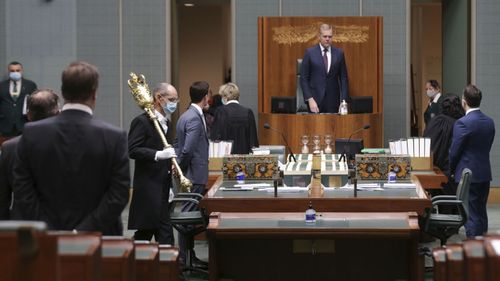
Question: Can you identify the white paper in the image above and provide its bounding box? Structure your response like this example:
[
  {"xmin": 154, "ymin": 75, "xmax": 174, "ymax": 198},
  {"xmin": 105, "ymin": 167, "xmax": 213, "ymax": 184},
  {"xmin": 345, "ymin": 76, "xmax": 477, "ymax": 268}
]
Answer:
[
  {"xmin": 407, "ymin": 138, "xmax": 414, "ymax": 157},
  {"xmin": 401, "ymin": 140, "xmax": 408, "ymax": 155},
  {"xmin": 424, "ymin": 138, "xmax": 431, "ymax": 157},
  {"xmin": 419, "ymin": 138, "xmax": 425, "ymax": 157}
]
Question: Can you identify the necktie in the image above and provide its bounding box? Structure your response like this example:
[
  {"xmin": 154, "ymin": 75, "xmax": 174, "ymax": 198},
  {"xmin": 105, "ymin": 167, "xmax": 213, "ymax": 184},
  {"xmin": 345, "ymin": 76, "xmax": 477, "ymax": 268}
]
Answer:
[
  {"xmin": 12, "ymin": 82, "xmax": 18, "ymax": 101},
  {"xmin": 323, "ymin": 48, "xmax": 328, "ymax": 72}
]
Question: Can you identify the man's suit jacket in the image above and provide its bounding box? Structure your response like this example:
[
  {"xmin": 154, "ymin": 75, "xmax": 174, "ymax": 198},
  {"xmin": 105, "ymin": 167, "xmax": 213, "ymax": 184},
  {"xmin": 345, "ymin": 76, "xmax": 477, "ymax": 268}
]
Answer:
[
  {"xmin": 210, "ymin": 102, "xmax": 259, "ymax": 154},
  {"xmin": 424, "ymin": 95, "xmax": 443, "ymax": 125},
  {"xmin": 13, "ymin": 109, "xmax": 130, "ymax": 235},
  {"xmin": 300, "ymin": 45, "xmax": 349, "ymax": 113},
  {"xmin": 0, "ymin": 136, "xmax": 20, "ymax": 219},
  {"xmin": 175, "ymin": 105, "xmax": 209, "ymax": 185},
  {"xmin": 0, "ymin": 78, "xmax": 37, "ymax": 136},
  {"xmin": 127, "ymin": 113, "xmax": 172, "ymax": 229},
  {"xmin": 449, "ymin": 110, "xmax": 495, "ymax": 183}
]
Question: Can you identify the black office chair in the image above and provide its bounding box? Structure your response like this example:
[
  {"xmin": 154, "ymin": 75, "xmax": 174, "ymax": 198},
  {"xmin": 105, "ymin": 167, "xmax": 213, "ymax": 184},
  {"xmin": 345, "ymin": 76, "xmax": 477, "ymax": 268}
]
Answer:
[
  {"xmin": 421, "ymin": 168, "xmax": 472, "ymax": 246},
  {"xmin": 168, "ymin": 193, "xmax": 209, "ymax": 276}
]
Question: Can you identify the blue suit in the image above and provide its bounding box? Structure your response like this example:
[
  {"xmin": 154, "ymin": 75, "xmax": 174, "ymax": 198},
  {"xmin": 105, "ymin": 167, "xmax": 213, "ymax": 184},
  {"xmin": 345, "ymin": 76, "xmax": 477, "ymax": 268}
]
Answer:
[
  {"xmin": 300, "ymin": 44, "xmax": 349, "ymax": 113},
  {"xmin": 449, "ymin": 109, "xmax": 495, "ymax": 237}
]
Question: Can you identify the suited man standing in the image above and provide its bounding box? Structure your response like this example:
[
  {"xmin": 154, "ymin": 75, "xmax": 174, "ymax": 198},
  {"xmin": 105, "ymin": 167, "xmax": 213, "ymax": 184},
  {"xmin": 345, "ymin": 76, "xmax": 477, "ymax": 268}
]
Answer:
[
  {"xmin": 0, "ymin": 89, "xmax": 60, "ymax": 220},
  {"xmin": 300, "ymin": 24, "xmax": 349, "ymax": 113},
  {"xmin": 127, "ymin": 83, "xmax": 178, "ymax": 244},
  {"xmin": 13, "ymin": 61, "xmax": 130, "ymax": 235},
  {"xmin": 210, "ymin": 82, "xmax": 258, "ymax": 154},
  {"xmin": 423, "ymin": 79, "xmax": 443, "ymax": 126},
  {"xmin": 176, "ymin": 81, "xmax": 210, "ymax": 265},
  {"xmin": 449, "ymin": 84, "xmax": 495, "ymax": 237},
  {"xmin": 0, "ymin": 61, "xmax": 37, "ymax": 143}
]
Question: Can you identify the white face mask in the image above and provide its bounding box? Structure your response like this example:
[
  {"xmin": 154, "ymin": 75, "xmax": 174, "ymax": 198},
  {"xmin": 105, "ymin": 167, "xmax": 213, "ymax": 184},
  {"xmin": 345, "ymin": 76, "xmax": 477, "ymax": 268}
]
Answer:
[{"xmin": 426, "ymin": 90, "xmax": 435, "ymax": 98}]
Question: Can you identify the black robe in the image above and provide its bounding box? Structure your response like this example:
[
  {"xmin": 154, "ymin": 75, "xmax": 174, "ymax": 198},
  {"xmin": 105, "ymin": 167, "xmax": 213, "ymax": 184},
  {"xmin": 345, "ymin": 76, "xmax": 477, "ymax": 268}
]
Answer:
[{"xmin": 210, "ymin": 102, "xmax": 259, "ymax": 154}]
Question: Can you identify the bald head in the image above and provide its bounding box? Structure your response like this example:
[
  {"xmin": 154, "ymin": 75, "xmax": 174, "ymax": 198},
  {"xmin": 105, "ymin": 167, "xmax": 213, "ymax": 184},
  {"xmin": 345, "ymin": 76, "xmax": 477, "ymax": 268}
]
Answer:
[
  {"xmin": 27, "ymin": 89, "xmax": 60, "ymax": 121},
  {"xmin": 153, "ymin": 83, "xmax": 179, "ymax": 117}
]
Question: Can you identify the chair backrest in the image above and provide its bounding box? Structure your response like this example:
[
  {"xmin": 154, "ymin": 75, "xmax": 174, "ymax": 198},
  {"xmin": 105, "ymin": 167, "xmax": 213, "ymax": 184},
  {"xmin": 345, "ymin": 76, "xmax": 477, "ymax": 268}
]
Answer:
[
  {"xmin": 456, "ymin": 168, "xmax": 472, "ymax": 218},
  {"xmin": 296, "ymin": 59, "xmax": 308, "ymax": 112}
]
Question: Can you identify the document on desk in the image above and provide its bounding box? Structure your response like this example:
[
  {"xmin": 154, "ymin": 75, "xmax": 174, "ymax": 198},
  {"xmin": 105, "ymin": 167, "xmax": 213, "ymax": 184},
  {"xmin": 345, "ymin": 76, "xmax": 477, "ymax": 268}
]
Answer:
[
  {"xmin": 383, "ymin": 183, "xmax": 416, "ymax": 189},
  {"xmin": 340, "ymin": 183, "xmax": 383, "ymax": 191},
  {"xmin": 219, "ymin": 186, "xmax": 254, "ymax": 191},
  {"xmin": 265, "ymin": 187, "xmax": 308, "ymax": 193}
]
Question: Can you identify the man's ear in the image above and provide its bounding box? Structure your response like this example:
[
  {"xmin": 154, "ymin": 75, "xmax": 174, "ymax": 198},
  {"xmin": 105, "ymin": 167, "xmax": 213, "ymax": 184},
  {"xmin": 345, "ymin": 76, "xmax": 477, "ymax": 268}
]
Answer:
[{"xmin": 27, "ymin": 111, "xmax": 33, "ymax": 122}]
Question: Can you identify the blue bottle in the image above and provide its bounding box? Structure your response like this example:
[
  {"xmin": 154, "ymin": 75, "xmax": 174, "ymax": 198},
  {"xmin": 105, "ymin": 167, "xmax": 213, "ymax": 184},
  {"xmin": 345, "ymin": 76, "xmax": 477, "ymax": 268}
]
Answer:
[{"xmin": 305, "ymin": 201, "xmax": 316, "ymax": 224}]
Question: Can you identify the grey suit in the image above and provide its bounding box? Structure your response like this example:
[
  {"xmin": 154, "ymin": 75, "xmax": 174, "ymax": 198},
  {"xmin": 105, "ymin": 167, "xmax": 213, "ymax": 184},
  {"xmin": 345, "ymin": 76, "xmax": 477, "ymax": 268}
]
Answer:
[
  {"xmin": 175, "ymin": 104, "xmax": 209, "ymax": 262},
  {"xmin": 175, "ymin": 105, "xmax": 209, "ymax": 186},
  {"xmin": 13, "ymin": 109, "xmax": 130, "ymax": 235}
]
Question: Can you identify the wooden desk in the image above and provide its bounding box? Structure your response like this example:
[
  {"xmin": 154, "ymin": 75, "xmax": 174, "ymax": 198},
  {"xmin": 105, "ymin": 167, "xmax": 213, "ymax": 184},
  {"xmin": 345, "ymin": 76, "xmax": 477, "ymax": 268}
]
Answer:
[
  {"xmin": 159, "ymin": 245, "xmax": 180, "ymax": 281},
  {"xmin": 202, "ymin": 177, "xmax": 431, "ymax": 215},
  {"xmin": 411, "ymin": 168, "xmax": 448, "ymax": 190},
  {"xmin": 207, "ymin": 212, "xmax": 422, "ymax": 281},
  {"xmin": 0, "ymin": 229, "xmax": 58, "ymax": 281},
  {"xmin": 56, "ymin": 233, "xmax": 102, "ymax": 281},
  {"xmin": 101, "ymin": 237, "xmax": 135, "ymax": 281},
  {"xmin": 134, "ymin": 242, "xmax": 159, "ymax": 281},
  {"xmin": 259, "ymin": 112, "xmax": 383, "ymax": 153}
]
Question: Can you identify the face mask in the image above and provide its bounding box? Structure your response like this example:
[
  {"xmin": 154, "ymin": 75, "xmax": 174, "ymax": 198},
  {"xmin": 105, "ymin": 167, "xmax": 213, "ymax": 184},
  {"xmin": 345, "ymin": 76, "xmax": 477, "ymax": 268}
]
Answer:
[
  {"xmin": 9, "ymin": 72, "xmax": 21, "ymax": 81},
  {"xmin": 163, "ymin": 101, "xmax": 177, "ymax": 113},
  {"xmin": 426, "ymin": 90, "xmax": 435, "ymax": 98}
]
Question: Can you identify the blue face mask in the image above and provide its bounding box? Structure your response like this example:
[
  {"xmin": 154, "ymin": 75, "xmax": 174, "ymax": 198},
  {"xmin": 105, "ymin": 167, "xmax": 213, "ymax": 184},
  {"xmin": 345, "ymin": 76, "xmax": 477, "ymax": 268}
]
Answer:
[
  {"xmin": 163, "ymin": 101, "xmax": 177, "ymax": 113},
  {"xmin": 9, "ymin": 72, "xmax": 21, "ymax": 81}
]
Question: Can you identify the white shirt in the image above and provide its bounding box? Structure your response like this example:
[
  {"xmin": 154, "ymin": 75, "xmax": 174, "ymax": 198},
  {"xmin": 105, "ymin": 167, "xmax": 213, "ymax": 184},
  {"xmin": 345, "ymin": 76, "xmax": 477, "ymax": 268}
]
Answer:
[
  {"xmin": 226, "ymin": 100, "xmax": 239, "ymax": 105},
  {"xmin": 191, "ymin": 103, "xmax": 207, "ymax": 131},
  {"xmin": 319, "ymin": 43, "xmax": 331, "ymax": 72},
  {"xmin": 466, "ymin": 107, "xmax": 480, "ymax": 115},
  {"xmin": 9, "ymin": 80, "xmax": 21, "ymax": 97},
  {"xmin": 154, "ymin": 109, "xmax": 168, "ymax": 134},
  {"xmin": 62, "ymin": 103, "xmax": 93, "ymax": 115},
  {"xmin": 432, "ymin": 93, "xmax": 442, "ymax": 104}
]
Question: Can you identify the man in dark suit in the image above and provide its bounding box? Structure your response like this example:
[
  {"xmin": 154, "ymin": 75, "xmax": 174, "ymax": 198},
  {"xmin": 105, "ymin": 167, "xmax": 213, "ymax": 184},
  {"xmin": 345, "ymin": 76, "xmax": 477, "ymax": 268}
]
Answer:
[
  {"xmin": 175, "ymin": 81, "xmax": 210, "ymax": 265},
  {"xmin": 127, "ymin": 82, "xmax": 178, "ymax": 244},
  {"xmin": 210, "ymin": 82, "xmax": 258, "ymax": 154},
  {"xmin": 13, "ymin": 61, "xmax": 130, "ymax": 235},
  {"xmin": 449, "ymin": 84, "xmax": 495, "ymax": 237},
  {"xmin": 0, "ymin": 61, "xmax": 37, "ymax": 143},
  {"xmin": 423, "ymin": 79, "xmax": 443, "ymax": 126},
  {"xmin": 300, "ymin": 24, "xmax": 349, "ymax": 113},
  {"xmin": 0, "ymin": 89, "xmax": 59, "ymax": 219}
]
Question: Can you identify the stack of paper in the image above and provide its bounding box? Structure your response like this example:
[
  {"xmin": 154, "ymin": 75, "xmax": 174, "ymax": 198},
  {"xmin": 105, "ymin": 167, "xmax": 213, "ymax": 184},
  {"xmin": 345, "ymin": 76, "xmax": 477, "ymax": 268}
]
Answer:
[
  {"xmin": 389, "ymin": 138, "xmax": 431, "ymax": 157},
  {"xmin": 209, "ymin": 140, "xmax": 233, "ymax": 157}
]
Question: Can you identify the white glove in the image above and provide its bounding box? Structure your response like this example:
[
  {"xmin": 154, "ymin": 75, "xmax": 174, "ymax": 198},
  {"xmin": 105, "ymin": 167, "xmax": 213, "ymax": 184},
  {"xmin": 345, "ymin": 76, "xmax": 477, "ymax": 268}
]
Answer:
[{"xmin": 155, "ymin": 147, "xmax": 177, "ymax": 161}]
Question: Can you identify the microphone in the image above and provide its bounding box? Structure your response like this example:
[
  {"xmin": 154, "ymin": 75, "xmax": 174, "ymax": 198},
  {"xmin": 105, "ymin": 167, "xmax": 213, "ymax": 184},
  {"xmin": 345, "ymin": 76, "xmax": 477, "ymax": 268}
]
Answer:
[
  {"xmin": 339, "ymin": 124, "xmax": 371, "ymax": 166},
  {"xmin": 263, "ymin": 123, "xmax": 297, "ymax": 162}
]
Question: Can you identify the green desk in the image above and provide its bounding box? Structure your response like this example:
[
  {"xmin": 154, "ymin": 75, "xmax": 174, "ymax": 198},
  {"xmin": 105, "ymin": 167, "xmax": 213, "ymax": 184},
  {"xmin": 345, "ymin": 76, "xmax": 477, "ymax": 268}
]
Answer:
[
  {"xmin": 202, "ymin": 178, "xmax": 431, "ymax": 215},
  {"xmin": 207, "ymin": 212, "xmax": 423, "ymax": 281}
]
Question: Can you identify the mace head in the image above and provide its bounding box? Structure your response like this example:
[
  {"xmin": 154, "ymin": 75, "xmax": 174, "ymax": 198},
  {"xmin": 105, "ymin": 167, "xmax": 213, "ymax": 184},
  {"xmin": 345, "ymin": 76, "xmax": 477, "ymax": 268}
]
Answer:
[{"xmin": 128, "ymin": 72, "xmax": 153, "ymax": 109}]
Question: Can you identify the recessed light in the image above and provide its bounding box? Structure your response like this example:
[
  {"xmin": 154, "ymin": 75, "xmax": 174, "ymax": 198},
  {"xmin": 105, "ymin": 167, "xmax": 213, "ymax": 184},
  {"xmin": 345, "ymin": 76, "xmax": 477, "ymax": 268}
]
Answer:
[{"xmin": 184, "ymin": 3, "xmax": 194, "ymax": 7}]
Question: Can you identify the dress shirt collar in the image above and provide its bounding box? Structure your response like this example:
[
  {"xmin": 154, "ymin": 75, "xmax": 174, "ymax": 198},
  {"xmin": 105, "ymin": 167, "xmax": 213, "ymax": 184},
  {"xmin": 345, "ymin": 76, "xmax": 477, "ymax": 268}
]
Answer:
[
  {"xmin": 466, "ymin": 107, "xmax": 480, "ymax": 115},
  {"xmin": 191, "ymin": 103, "xmax": 204, "ymax": 116},
  {"xmin": 62, "ymin": 103, "xmax": 93, "ymax": 115},
  {"xmin": 319, "ymin": 44, "xmax": 331, "ymax": 53},
  {"xmin": 432, "ymin": 93, "xmax": 441, "ymax": 103},
  {"xmin": 154, "ymin": 109, "xmax": 168, "ymax": 134},
  {"xmin": 226, "ymin": 100, "xmax": 239, "ymax": 105}
]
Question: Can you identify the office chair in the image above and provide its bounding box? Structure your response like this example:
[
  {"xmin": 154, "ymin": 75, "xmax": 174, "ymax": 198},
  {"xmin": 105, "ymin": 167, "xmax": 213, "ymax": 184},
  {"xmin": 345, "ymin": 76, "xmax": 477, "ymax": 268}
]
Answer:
[
  {"xmin": 421, "ymin": 168, "xmax": 472, "ymax": 246},
  {"xmin": 168, "ymin": 193, "xmax": 209, "ymax": 276}
]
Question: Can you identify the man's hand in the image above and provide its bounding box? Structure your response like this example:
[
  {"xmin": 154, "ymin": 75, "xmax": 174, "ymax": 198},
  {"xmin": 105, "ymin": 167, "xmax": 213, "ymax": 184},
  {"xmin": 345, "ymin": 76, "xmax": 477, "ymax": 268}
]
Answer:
[
  {"xmin": 308, "ymin": 98, "xmax": 319, "ymax": 113},
  {"xmin": 155, "ymin": 147, "xmax": 177, "ymax": 160}
]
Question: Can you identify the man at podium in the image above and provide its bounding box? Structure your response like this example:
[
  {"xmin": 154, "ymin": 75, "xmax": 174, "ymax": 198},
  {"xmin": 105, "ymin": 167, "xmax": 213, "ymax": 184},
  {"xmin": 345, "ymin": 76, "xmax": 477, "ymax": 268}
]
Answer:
[{"xmin": 300, "ymin": 23, "xmax": 349, "ymax": 113}]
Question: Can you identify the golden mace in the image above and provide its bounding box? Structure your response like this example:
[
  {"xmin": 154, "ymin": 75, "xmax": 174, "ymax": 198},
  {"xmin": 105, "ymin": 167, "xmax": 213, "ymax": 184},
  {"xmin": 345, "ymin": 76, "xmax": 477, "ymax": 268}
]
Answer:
[{"xmin": 127, "ymin": 73, "xmax": 192, "ymax": 192}]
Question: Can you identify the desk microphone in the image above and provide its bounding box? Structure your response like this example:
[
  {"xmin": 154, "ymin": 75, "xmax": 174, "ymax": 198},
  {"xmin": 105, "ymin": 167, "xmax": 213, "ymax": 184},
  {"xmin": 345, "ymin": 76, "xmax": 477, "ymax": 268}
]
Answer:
[
  {"xmin": 339, "ymin": 124, "xmax": 371, "ymax": 165},
  {"xmin": 263, "ymin": 123, "xmax": 297, "ymax": 162}
]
